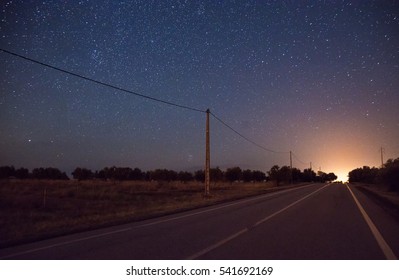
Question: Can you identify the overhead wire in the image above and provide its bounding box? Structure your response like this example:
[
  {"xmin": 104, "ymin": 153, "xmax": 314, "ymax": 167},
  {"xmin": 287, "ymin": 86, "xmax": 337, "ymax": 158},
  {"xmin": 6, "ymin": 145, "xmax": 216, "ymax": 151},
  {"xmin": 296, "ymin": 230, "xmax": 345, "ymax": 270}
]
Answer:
[
  {"xmin": 291, "ymin": 151, "xmax": 310, "ymax": 167},
  {"xmin": 0, "ymin": 48, "xmax": 206, "ymax": 113},
  {"xmin": 210, "ymin": 111, "xmax": 289, "ymax": 154},
  {"xmin": 2, "ymin": 48, "xmax": 312, "ymax": 162}
]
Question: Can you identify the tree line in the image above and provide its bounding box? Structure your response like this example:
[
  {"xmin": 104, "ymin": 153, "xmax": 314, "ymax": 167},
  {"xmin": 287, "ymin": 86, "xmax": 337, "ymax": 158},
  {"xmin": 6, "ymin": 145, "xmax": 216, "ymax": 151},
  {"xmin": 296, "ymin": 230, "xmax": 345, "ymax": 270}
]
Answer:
[
  {"xmin": 73, "ymin": 166, "xmax": 269, "ymax": 183},
  {"xmin": 348, "ymin": 157, "xmax": 399, "ymax": 192},
  {"xmin": 267, "ymin": 165, "xmax": 337, "ymax": 185},
  {"xmin": 0, "ymin": 164, "xmax": 337, "ymax": 185},
  {"xmin": 0, "ymin": 166, "xmax": 69, "ymax": 180}
]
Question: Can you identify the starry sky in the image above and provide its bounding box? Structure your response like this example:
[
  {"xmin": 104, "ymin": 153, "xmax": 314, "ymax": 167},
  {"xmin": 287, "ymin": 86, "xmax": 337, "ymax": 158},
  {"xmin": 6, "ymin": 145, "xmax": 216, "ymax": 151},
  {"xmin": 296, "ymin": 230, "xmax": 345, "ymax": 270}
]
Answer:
[{"xmin": 1, "ymin": 1, "xmax": 398, "ymax": 181}]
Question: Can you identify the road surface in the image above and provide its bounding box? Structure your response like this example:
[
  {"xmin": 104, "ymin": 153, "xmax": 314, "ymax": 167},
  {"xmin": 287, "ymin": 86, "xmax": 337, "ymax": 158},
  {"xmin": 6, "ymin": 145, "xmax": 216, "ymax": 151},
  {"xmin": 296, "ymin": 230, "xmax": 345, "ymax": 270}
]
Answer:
[{"xmin": 1, "ymin": 183, "xmax": 398, "ymax": 259}]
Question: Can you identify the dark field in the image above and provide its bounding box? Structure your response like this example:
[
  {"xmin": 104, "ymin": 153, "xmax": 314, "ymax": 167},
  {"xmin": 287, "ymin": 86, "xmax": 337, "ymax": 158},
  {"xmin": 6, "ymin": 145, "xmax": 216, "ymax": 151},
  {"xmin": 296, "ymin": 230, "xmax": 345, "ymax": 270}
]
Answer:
[{"xmin": 0, "ymin": 179, "xmax": 276, "ymax": 248}]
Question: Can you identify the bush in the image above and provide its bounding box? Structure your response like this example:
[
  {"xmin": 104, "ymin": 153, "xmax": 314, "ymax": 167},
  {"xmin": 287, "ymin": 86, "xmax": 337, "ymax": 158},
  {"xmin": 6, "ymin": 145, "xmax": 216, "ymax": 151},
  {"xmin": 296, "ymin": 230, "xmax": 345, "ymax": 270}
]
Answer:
[{"xmin": 379, "ymin": 158, "xmax": 399, "ymax": 192}]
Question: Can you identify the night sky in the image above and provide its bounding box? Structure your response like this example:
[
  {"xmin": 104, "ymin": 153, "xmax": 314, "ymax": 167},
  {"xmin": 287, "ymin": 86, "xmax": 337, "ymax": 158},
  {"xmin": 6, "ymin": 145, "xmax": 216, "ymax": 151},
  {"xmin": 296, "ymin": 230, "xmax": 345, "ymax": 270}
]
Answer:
[{"xmin": 1, "ymin": 1, "xmax": 398, "ymax": 181}]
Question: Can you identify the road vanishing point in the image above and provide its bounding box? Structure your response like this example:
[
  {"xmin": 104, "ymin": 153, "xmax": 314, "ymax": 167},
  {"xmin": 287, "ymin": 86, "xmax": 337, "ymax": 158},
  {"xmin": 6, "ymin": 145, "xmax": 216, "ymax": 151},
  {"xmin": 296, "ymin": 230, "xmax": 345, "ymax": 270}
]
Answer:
[{"xmin": 1, "ymin": 183, "xmax": 399, "ymax": 260}]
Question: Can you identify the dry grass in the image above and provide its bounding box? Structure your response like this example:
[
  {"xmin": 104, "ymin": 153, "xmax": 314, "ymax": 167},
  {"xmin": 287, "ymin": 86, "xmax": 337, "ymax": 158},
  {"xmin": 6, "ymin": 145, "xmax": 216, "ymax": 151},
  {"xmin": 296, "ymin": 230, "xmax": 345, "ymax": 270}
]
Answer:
[
  {"xmin": 354, "ymin": 183, "xmax": 399, "ymax": 208},
  {"xmin": 0, "ymin": 179, "xmax": 275, "ymax": 248}
]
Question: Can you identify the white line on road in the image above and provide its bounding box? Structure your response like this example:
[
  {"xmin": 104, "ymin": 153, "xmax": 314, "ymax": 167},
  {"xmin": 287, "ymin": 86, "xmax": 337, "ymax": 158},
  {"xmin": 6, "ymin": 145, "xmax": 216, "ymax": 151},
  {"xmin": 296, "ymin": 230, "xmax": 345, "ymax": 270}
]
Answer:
[
  {"xmin": 346, "ymin": 184, "xmax": 397, "ymax": 260},
  {"xmin": 187, "ymin": 183, "xmax": 331, "ymax": 259},
  {"xmin": 134, "ymin": 183, "xmax": 319, "ymax": 229},
  {"xmin": 187, "ymin": 228, "xmax": 249, "ymax": 260},
  {"xmin": 253, "ymin": 183, "xmax": 331, "ymax": 227},
  {"xmin": 0, "ymin": 227, "xmax": 132, "ymax": 260}
]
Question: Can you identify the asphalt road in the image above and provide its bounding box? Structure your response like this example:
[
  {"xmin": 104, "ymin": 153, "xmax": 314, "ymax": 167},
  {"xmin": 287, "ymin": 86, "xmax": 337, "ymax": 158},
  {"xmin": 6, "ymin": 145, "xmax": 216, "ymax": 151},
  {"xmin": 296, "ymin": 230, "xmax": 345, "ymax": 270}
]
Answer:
[{"xmin": 1, "ymin": 183, "xmax": 398, "ymax": 260}]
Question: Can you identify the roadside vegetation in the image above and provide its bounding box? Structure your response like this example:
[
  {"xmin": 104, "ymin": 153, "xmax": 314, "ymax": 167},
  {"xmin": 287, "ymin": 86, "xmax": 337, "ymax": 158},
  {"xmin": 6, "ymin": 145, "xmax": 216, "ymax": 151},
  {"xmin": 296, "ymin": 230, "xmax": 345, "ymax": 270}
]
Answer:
[
  {"xmin": 348, "ymin": 157, "xmax": 399, "ymax": 192},
  {"xmin": 0, "ymin": 164, "xmax": 337, "ymax": 248}
]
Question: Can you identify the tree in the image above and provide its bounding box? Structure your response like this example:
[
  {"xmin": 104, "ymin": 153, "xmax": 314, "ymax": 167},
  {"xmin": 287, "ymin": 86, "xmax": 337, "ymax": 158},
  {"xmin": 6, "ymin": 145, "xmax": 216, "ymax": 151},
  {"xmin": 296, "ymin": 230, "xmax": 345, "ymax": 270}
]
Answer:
[
  {"xmin": 326, "ymin": 172, "xmax": 338, "ymax": 182},
  {"xmin": 252, "ymin": 170, "xmax": 266, "ymax": 182},
  {"xmin": 242, "ymin": 169, "xmax": 253, "ymax": 182},
  {"xmin": 32, "ymin": 167, "xmax": 69, "ymax": 180},
  {"xmin": 0, "ymin": 166, "xmax": 15, "ymax": 179},
  {"xmin": 130, "ymin": 168, "xmax": 144, "ymax": 180},
  {"xmin": 268, "ymin": 165, "xmax": 280, "ymax": 185},
  {"xmin": 210, "ymin": 167, "xmax": 224, "ymax": 182},
  {"xmin": 15, "ymin": 167, "xmax": 29, "ymax": 179},
  {"xmin": 302, "ymin": 168, "xmax": 316, "ymax": 182},
  {"xmin": 291, "ymin": 168, "xmax": 302, "ymax": 183},
  {"xmin": 225, "ymin": 167, "xmax": 242, "ymax": 182},
  {"xmin": 279, "ymin": 166, "xmax": 292, "ymax": 184},
  {"xmin": 72, "ymin": 167, "xmax": 94, "ymax": 181},
  {"xmin": 178, "ymin": 171, "xmax": 194, "ymax": 183},
  {"xmin": 268, "ymin": 165, "xmax": 292, "ymax": 186},
  {"xmin": 379, "ymin": 158, "xmax": 399, "ymax": 192},
  {"xmin": 149, "ymin": 169, "xmax": 178, "ymax": 182},
  {"xmin": 194, "ymin": 170, "xmax": 205, "ymax": 182},
  {"xmin": 348, "ymin": 166, "xmax": 378, "ymax": 183}
]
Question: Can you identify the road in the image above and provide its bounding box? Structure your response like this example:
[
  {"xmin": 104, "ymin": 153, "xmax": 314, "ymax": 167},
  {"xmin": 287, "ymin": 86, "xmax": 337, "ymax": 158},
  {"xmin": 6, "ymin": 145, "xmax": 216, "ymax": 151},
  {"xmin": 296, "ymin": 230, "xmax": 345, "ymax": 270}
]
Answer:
[{"xmin": 1, "ymin": 183, "xmax": 398, "ymax": 260}]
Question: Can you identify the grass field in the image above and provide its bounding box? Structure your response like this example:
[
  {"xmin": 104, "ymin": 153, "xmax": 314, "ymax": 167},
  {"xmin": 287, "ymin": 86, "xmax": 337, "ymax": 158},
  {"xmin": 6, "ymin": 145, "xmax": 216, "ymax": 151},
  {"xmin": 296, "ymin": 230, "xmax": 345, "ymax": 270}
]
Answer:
[{"xmin": 0, "ymin": 179, "xmax": 277, "ymax": 248}]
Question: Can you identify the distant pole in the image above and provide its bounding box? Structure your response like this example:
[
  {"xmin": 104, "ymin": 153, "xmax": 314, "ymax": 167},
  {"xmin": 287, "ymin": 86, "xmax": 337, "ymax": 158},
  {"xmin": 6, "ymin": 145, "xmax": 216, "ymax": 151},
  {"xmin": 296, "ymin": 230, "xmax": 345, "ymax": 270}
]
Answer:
[
  {"xmin": 205, "ymin": 109, "xmax": 210, "ymax": 196},
  {"xmin": 381, "ymin": 147, "xmax": 384, "ymax": 168},
  {"xmin": 310, "ymin": 162, "xmax": 312, "ymax": 170},
  {"xmin": 290, "ymin": 151, "xmax": 293, "ymax": 184}
]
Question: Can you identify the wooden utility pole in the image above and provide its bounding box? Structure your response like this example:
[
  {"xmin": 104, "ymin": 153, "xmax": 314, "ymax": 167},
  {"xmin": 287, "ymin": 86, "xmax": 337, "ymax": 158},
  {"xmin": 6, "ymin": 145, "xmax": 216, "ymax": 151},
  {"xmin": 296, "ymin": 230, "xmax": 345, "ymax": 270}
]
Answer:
[
  {"xmin": 380, "ymin": 147, "xmax": 384, "ymax": 168},
  {"xmin": 290, "ymin": 151, "xmax": 293, "ymax": 184},
  {"xmin": 205, "ymin": 109, "xmax": 210, "ymax": 196}
]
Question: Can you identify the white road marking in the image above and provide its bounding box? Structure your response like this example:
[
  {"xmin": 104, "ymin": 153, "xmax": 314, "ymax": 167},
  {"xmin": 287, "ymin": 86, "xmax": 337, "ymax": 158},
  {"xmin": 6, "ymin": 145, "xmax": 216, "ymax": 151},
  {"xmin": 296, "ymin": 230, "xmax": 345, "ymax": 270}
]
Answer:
[
  {"xmin": 187, "ymin": 183, "xmax": 331, "ymax": 259},
  {"xmin": 254, "ymin": 183, "xmax": 331, "ymax": 227},
  {"xmin": 346, "ymin": 184, "xmax": 397, "ymax": 260},
  {"xmin": 187, "ymin": 228, "xmax": 249, "ymax": 260},
  {"xmin": 0, "ymin": 227, "xmax": 132, "ymax": 259},
  {"xmin": 134, "ymin": 183, "xmax": 318, "ymax": 229}
]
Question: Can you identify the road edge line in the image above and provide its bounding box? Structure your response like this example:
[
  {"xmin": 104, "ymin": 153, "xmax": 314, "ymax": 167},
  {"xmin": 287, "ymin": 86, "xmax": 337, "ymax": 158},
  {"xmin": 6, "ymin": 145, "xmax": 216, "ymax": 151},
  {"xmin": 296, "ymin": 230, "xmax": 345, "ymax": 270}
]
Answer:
[{"xmin": 346, "ymin": 184, "xmax": 397, "ymax": 260}]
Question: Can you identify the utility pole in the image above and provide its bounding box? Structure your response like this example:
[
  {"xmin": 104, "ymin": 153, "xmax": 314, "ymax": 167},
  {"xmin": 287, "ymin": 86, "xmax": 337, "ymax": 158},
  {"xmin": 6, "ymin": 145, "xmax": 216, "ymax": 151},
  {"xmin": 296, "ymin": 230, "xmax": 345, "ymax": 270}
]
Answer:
[
  {"xmin": 380, "ymin": 147, "xmax": 384, "ymax": 168},
  {"xmin": 290, "ymin": 151, "xmax": 293, "ymax": 184},
  {"xmin": 310, "ymin": 162, "xmax": 312, "ymax": 170},
  {"xmin": 205, "ymin": 109, "xmax": 210, "ymax": 197}
]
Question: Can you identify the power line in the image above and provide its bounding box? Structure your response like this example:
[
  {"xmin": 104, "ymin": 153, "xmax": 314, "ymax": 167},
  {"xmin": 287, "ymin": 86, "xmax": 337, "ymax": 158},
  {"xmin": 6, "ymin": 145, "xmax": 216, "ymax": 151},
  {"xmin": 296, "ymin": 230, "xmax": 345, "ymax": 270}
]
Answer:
[
  {"xmin": 210, "ymin": 111, "xmax": 289, "ymax": 154},
  {"xmin": 0, "ymin": 48, "xmax": 206, "ymax": 113},
  {"xmin": 291, "ymin": 151, "xmax": 310, "ymax": 167},
  {"xmin": 1, "ymin": 48, "xmax": 300, "ymax": 160}
]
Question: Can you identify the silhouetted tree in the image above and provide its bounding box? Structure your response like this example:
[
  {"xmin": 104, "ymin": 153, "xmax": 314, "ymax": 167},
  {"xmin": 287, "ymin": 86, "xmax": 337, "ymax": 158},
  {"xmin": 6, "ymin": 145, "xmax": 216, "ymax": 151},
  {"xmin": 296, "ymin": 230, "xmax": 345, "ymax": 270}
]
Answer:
[
  {"xmin": 379, "ymin": 158, "xmax": 399, "ymax": 192},
  {"xmin": 252, "ymin": 170, "xmax": 266, "ymax": 182},
  {"xmin": 96, "ymin": 167, "xmax": 109, "ymax": 180},
  {"xmin": 302, "ymin": 168, "xmax": 316, "ymax": 182},
  {"xmin": 242, "ymin": 169, "xmax": 253, "ymax": 182},
  {"xmin": 194, "ymin": 170, "xmax": 205, "ymax": 182},
  {"xmin": 225, "ymin": 167, "xmax": 242, "ymax": 182},
  {"xmin": 210, "ymin": 167, "xmax": 224, "ymax": 181},
  {"xmin": 32, "ymin": 167, "xmax": 69, "ymax": 180},
  {"xmin": 268, "ymin": 165, "xmax": 280, "ymax": 185},
  {"xmin": 268, "ymin": 165, "xmax": 292, "ymax": 186},
  {"xmin": 72, "ymin": 167, "xmax": 94, "ymax": 181},
  {"xmin": 178, "ymin": 171, "xmax": 194, "ymax": 183},
  {"xmin": 279, "ymin": 166, "xmax": 292, "ymax": 184},
  {"xmin": 291, "ymin": 168, "xmax": 302, "ymax": 183},
  {"xmin": 15, "ymin": 167, "xmax": 29, "ymax": 179},
  {"xmin": 326, "ymin": 172, "xmax": 338, "ymax": 182},
  {"xmin": 0, "ymin": 166, "xmax": 15, "ymax": 179},
  {"xmin": 348, "ymin": 166, "xmax": 378, "ymax": 184},
  {"xmin": 150, "ymin": 169, "xmax": 178, "ymax": 182},
  {"xmin": 130, "ymin": 168, "xmax": 144, "ymax": 180}
]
